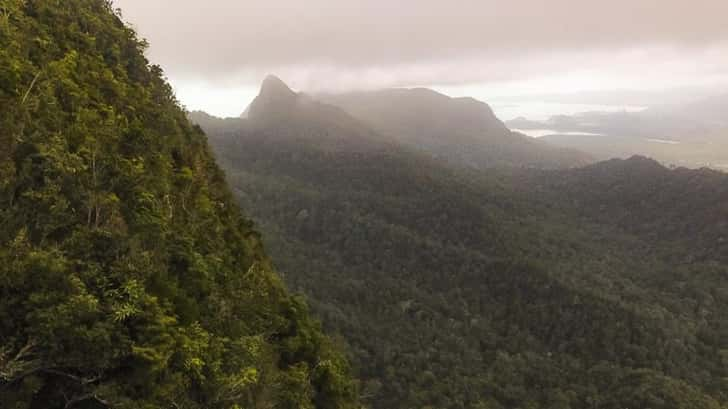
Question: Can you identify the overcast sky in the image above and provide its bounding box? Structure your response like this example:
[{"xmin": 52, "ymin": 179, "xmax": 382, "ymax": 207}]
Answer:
[{"xmin": 114, "ymin": 0, "xmax": 728, "ymax": 117}]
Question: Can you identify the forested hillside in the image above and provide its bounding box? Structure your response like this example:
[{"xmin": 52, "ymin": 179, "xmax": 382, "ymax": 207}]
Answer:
[
  {"xmin": 512, "ymin": 156, "xmax": 728, "ymax": 262},
  {"xmin": 197, "ymin": 79, "xmax": 728, "ymax": 409},
  {"xmin": 0, "ymin": 1, "xmax": 357, "ymax": 408}
]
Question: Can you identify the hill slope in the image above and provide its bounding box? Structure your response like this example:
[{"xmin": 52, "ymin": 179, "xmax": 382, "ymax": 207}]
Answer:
[
  {"xmin": 514, "ymin": 156, "xmax": 728, "ymax": 259},
  {"xmin": 197, "ymin": 80, "xmax": 728, "ymax": 409},
  {"xmin": 0, "ymin": 2, "xmax": 356, "ymax": 408}
]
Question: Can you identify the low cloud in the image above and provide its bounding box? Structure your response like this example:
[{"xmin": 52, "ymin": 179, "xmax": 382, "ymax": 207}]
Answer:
[{"xmin": 114, "ymin": 0, "xmax": 728, "ymax": 114}]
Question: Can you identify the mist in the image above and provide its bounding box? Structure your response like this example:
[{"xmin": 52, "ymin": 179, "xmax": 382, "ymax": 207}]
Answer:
[{"xmin": 114, "ymin": 0, "xmax": 728, "ymax": 116}]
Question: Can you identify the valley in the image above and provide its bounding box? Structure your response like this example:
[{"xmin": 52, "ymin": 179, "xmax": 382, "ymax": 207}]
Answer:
[{"xmin": 192, "ymin": 77, "xmax": 728, "ymax": 409}]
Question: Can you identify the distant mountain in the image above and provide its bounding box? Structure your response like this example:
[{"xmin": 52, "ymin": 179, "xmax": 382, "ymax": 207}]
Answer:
[
  {"xmin": 319, "ymin": 88, "xmax": 592, "ymax": 169},
  {"xmin": 193, "ymin": 78, "xmax": 728, "ymax": 409},
  {"xmin": 247, "ymin": 75, "xmax": 299, "ymax": 119},
  {"xmin": 220, "ymin": 75, "xmax": 394, "ymax": 153}
]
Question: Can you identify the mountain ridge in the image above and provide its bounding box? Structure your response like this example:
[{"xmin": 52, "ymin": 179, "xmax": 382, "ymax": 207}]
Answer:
[
  {"xmin": 200, "ymin": 77, "xmax": 592, "ymax": 169},
  {"xmin": 316, "ymin": 86, "xmax": 593, "ymax": 169}
]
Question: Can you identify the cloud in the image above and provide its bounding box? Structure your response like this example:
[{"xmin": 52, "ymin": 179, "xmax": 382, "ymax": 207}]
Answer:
[{"xmin": 113, "ymin": 0, "xmax": 728, "ymax": 114}]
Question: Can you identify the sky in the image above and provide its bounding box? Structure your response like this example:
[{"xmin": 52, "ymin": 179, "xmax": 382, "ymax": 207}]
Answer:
[{"xmin": 114, "ymin": 0, "xmax": 728, "ymax": 118}]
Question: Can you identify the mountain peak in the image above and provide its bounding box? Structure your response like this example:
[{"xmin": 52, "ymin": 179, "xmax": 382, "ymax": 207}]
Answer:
[
  {"xmin": 246, "ymin": 75, "xmax": 298, "ymax": 119},
  {"xmin": 260, "ymin": 75, "xmax": 295, "ymax": 99},
  {"xmin": 623, "ymin": 155, "xmax": 666, "ymax": 171}
]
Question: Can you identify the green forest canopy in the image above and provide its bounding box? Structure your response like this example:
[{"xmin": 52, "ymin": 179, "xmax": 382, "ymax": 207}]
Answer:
[
  {"xmin": 0, "ymin": 1, "xmax": 358, "ymax": 408},
  {"xmin": 197, "ymin": 88, "xmax": 728, "ymax": 409}
]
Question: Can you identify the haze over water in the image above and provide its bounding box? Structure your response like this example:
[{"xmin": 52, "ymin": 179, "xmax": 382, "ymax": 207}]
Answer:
[{"xmin": 488, "ymin": 101, "xmax": 648, "ymax": 122}]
